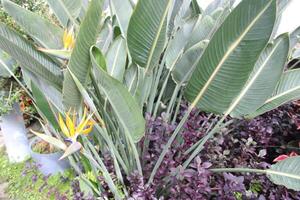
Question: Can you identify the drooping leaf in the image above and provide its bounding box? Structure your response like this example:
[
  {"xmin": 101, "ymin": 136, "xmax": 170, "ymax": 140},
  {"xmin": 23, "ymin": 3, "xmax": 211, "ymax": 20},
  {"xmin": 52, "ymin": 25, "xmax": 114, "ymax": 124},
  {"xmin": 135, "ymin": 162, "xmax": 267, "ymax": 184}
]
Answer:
[
  {"xmin": 0, "ymin": 24, "xmax": 63, "ymax": 89},
  {"xmin": 37, "ymin": 48, "xmax": 72, "ymax": 59},
  {"xmin": 46, "ymin": 0, "xmax": 82, "ymax": 27},
  {"xmin": 62, "ymin": 0, "xmax": 103, "ymax": 110},
  {"xmin": 229, "ymin": 33, "xmax": 289, "ymax": 118},
  {"xmin": 90, "ymin": 46, "xmax": 145, "ymax": 142},
  {"xmin": 267, "ymin": 156, "xmax": 300, "ymax": 191},
  {"xmin": 247, "ymin": 69, "xmax": 300, "ymax": 118},
  {"xmin": 127, "ymin": 0, "xmax": 172, "ymax": 73},
  {"xmin": 185, "ymin": 0, "xmax": 276, "ymax": 114},
  {"xmin": 31, "ymin": 81, "xmax": 59, "ymax": 130},
  {"xmin": 110, "ymin": 0, "xmax": 132, "ymax": 36},
  {"xmin": 2, "ymin": 0, "xmax": 63, "ymax": 49},
  {"xmin": 31, "ymin": 129, "xmax": 67, "ymax": 150},
  {"xmin": 106, "ymin": 36, "xmax": 127, "ymax": 81},
  {"xmin": 22, "ymin": 68, "xmax": 64, "ymax": 112}
]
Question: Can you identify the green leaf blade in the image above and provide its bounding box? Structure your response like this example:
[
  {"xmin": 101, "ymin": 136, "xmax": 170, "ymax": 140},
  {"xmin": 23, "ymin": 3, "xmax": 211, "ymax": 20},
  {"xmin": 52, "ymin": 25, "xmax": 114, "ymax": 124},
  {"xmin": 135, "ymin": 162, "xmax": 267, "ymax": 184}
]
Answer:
[
  {"xmin": 185, "ymin": 0, "xmax": 276, "ymax": 114},
  {"xmin": 267, "ymin": 156, "xmax": 300, "ymax": 191},
  {"xmin": 62, "ymin": 0, "xmax": 103, "ymax": 109},
  {"xmin": 0, "ymin": 24, "xmax": 63, "ymax": 89},
  {"xmin": 127, "ymin": 0, "xmax": 172, "ymax": 72},
  {"xmin": 46, "ymin": 0, "xmax": 82, "ymax": 27},
  {"xmin": 106, "ymin": 36, "xmax": 127, "ymax": 81},
  {"xmin": 248, "ymin": 69, "xmax": 300, "ymax": 118},
  {"xmin": 230, "ymin": 33, "xmax": 289, "ymax": 118},
  {"xmin": 91, "ymin": 46, "xmax": 145, "ymax": 142},
  {"xmin": 2, "ymin": 0, "xmax": 63, "ymax": 49}
]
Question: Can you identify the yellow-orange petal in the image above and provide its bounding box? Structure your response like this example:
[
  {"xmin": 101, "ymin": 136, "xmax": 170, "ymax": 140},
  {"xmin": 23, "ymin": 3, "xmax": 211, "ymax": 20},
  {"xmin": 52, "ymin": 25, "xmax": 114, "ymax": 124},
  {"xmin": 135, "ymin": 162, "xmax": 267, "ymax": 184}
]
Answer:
[
  {"xmin": 77, "ymin": 107, "xmax": 87, "ymax": 129},
  {"xmin": 66, "ymin": 112, "xmax": 75, "ymax": 137},
  {"xmin": 59, "ymin": 114, "xmax": 70, "ymax": 137},
  {"xmin": 76, "ymin": 114, "xmax": 93, "ymax": 134},
  {"xmin": 81, "ymin": 121, "xmax": 95, "ymax": 135}
]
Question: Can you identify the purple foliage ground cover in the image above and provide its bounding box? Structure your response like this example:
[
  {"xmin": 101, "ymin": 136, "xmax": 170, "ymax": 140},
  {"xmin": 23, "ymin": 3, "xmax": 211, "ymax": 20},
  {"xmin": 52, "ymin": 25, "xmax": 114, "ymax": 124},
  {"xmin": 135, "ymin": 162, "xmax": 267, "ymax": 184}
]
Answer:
[{"xmin": 126, "ymin": 102, "xmax": 300, "ymax": 200}]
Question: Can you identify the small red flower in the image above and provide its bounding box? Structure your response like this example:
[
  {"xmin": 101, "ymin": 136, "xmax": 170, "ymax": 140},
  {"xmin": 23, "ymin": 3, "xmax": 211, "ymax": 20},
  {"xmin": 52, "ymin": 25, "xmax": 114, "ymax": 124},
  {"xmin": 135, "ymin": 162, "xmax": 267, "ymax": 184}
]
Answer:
[{"xmin": 273, "ymin": 151, "xmax": 298, "ymax": 162}]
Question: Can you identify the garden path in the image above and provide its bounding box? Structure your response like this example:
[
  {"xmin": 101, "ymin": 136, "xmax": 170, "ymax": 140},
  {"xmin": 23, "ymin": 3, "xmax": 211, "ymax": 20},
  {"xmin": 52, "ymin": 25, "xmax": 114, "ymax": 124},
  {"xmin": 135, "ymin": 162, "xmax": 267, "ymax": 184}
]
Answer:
[{"xmin": 0, "ymin": 132, "xmax": 9, "ymax": 200}]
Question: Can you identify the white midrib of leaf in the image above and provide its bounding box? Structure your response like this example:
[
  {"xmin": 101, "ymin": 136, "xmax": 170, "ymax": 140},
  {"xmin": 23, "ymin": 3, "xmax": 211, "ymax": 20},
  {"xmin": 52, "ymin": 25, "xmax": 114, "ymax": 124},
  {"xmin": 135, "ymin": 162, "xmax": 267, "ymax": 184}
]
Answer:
[
  {"xmin": 145, "ymin": 0, "xmax": 172, "ymax": 74},
  {"xmin": 264, "ymin": 85, "xmax": 300, "ymax": 104},
  {"xmin": 266, "ymin": 169, "xmax": 300, "ymax": 180},
  {"xmin": 110, "ymin": 40, "xmax": 123, "ymax": 78},
  {"xmin": 224, "ymin": 39, "xmax": 282, "ymax": 116},
  {"xmin": 190, "ymin": 0, "xmax": 273, "ymax": 110},
  {"xmin": 128, "ymin": 72, "xmax": 138, "ymax": 92}
]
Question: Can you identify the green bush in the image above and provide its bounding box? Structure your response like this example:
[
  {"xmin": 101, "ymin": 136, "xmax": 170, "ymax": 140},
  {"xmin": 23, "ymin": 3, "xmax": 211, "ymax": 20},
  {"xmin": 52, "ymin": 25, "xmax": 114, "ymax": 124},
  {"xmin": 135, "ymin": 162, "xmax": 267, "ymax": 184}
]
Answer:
[{"xmin": 0, "ymin": 150, "xmax": 73, "ymax": 200}]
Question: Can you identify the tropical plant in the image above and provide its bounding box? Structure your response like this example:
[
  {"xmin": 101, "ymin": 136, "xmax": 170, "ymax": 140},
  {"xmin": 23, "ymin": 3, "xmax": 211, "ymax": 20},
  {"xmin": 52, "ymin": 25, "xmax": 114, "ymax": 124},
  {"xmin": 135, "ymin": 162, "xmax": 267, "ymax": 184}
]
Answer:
[{"xmin": 1, "ymin": 0, "xmax": 300, "ymax": 198}]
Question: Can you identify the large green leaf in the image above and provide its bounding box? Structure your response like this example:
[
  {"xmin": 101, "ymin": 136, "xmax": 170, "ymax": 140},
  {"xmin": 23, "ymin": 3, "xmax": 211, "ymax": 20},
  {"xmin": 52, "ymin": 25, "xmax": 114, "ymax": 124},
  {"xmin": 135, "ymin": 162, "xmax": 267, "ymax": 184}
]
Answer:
[
  {"xmin": 0, "ymin": 49, "xmax": 17, "ymax": 78},
  {"xmin": 22, "ymin": 68, "xmax": 64, "ymax": 112},
  {"xmin": 62, "ymin": 0, "xmax": 103, "ymax": 109},
  {"xmin": 46, "ymin": 0, "xmax": 82, "ymax": 27},
  {"xmin": 2, "ymin": 0, "xmax": 63, "ymax": 49},
  {"xmin": 267, "ymin": 156, "xmax": 300, "ymax": 191},
  {"xmin": 90, "ymin": 46, "xmax": 145, "ymax": 142},
  {"xmin": 31, "ymin": 82, "xmax": 59, "ymax": 130},
  {"xmin": 229, "ymin": 33, "xmax": 289, "ymax": 118},
  {"xmin": 127, "ymin": 0, "xmax": 172, "ymax": 72},
  {"xmin": 0, "ymin": 24, "xmax": 63, "ymax": 89},
  {"xmin": 106, "ymin": 36, "xmax": 127, "ymax": 81},
  {"xmin": 185, "ymin": 0, "xmax": 276, "ymax": 114},
  {"xmin": 110, "ymin": 0, "xmax": 132, "ymax": 36},
  {"xmin": 248, "ymin": 69, "xmax": 300, "ymax": 118}
]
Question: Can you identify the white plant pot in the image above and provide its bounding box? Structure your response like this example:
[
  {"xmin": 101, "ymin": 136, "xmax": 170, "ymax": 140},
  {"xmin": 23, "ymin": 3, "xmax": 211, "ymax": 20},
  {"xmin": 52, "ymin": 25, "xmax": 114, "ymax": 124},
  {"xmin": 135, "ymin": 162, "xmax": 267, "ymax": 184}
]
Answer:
[{"xmin": 0, "ymin": 103, "xmax": 30, "ymax": 162}]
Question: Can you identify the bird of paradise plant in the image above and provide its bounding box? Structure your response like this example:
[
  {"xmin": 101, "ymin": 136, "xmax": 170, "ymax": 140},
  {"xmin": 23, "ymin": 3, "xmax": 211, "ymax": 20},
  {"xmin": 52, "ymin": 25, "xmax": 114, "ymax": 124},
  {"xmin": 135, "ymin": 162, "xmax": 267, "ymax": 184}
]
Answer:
[
  {"xmin": 37, "ymin": 26, "xmax": 75, "ymax": 59},
  {"xmin": 31, "ymin": 107, "xmax": 95, "ymax": 160}
]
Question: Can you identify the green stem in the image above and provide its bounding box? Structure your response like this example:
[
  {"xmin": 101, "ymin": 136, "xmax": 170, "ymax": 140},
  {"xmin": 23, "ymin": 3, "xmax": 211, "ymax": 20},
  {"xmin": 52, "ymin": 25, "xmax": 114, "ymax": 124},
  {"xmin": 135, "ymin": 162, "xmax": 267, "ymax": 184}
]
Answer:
[
  {"xmin": 166, "ymin": 84, "xmax": 181, "ymax": 118},
  {"xmin": 182, "ymin": 116, "xmax": 229, "ymax": 169},
  {"xmin": 82, "ymin": 148, "xmax": 122, "ymax": 200},
  {"xmin": 147, "ymin": 106, "xmax": 192, "ymax": 184},
  {"xmin": 147, "ymin": 63, "xmax": 165, "ymax": 114},
  {"xmin": 153, "ymin": 70, "xmax": 171, "ymax": 118},
  {"xmin": 171, "ymin": 89, "xmax": 183, "ymax": 125},
  {"xmin": 210, "ymin": 168, "xmax": 266, "ymax": 174}
]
